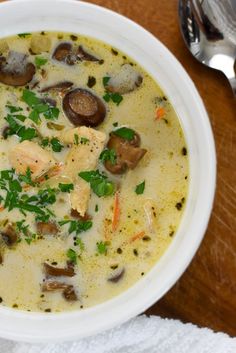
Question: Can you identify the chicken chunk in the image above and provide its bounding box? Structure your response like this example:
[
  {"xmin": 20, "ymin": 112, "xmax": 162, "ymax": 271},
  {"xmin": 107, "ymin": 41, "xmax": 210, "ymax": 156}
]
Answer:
[
  {"xmin": 60, "ymin": 126, "xmax": 106, "ymax": 216},
  {"xmin": 9, "ymin": 140, "xmax": 57, "ymax": 180}
]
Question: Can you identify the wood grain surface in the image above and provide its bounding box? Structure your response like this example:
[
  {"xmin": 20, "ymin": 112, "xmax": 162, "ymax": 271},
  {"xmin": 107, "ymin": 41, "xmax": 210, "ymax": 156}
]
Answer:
[{"xmin": 1, "ymin": 0, "xmax": 236, "ymax": 337}]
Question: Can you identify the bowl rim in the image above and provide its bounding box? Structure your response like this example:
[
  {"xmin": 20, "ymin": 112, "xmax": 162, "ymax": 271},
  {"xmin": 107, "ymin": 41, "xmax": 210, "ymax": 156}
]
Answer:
[{"xmin": 0, "ymin": 0, "xmax": 216, "ymax": 343}]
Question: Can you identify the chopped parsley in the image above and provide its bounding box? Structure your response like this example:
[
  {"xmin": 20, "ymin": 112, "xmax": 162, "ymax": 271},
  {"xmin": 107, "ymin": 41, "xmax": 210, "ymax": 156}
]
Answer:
[
  {"xmin": 102, "ymin": 76, "xmax": 123, "ymax": 106},
  {"xmin": 6, "ymin": 105, "xmax": 23, "ymax": 113},
  {"xmin": 50, "ymin": 137, "xmax": 63, "ymax": 152},
  {"xmin": 99, "ymin": 148, "xmax": 116, "ymax": 165},
  {"xmin": 135, "ymin": 181, "xmax": 145, "ymax": 195},
  {"xmin": 22, "ymin": 89, "xmax": 59, "ymax": 124},
  {"xmin": 4, "ymin": 115, "xmax": 37, "ymax": 142},
  {"xmin": 66, "ymin": 248, "xmax": 77, "ymax": 264},
  {"xmin": 103, "ymin": 92, "xmax": 123, "ymax": 106},
  {"xmin": 79, "ymin": 170, "xmax": 115, "ymax": 197},
  {"xmin": 95, "ymin": 204, "xmax": 99, "ymax": 212},
  {"xmin": 58, "ymin": 183, "xmax": 74, "ymax": 193},
  {"xmin": 75, "ymin": 237, "xmax": 85, "ymax": 252},
  {"xmin": 97, "ymin": 241, "xmax": 108, "ymax": 254},
  {"xmin": 113, "ymin": 127, "xmax": 135, "ymax": 141},
  {"xmin": 35, "ymin": 56, "xmax": 48, "ymax": 69},
  {"xmin": 18, "ymin": 33, "xmax": 31, "ymax": 38},
  {"xmin": 18, "ymin": 167, "xmax": 36, "ymax": 187},
  {"xmin": 16, "ymin": 220, "xmax": 37, "ymax": 245},
  {"xmin": 0, "ymin": 169, "xmax": 57, "ymax": 220},
  {"xmin": 59, "ymin": 219, "xmax": 92, "ymax": 235},
  {"xmin": 103, "ymin": 76, "xmax": 110, "ymax": 86},
  {"xmin": 41, "ymin": 137, "xmax": 64, "ymax": 152},
  {"xmin": 74, "ymin": 134, "xmax": 89, "ymax": 146}
]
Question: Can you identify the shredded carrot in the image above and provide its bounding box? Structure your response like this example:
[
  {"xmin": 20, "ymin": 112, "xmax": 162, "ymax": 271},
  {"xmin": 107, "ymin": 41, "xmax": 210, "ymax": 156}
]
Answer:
[
  {"xmin": 0, "ymin": 205, "xmax": 4, "ymax": 212},
  {"xmin": 155, "ymin": 107, "xmax": 165, "ymax": 120},
  {"xmin": 129, "ymin": 231, "xmax": 145, "ymax": 243},
  {"xmin": 112, "ymin": 191, "xmax": 120, "ymax": 232}
]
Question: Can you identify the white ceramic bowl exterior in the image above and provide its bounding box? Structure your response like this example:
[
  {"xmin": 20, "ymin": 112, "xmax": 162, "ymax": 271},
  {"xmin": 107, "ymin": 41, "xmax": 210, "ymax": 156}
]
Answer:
[{"xmin": 0, "ymin": 0, "xmax": 216, "ymax": 343}]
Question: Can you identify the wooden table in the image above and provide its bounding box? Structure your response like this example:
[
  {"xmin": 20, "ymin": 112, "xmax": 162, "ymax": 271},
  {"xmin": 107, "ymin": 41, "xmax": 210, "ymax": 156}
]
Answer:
[
  {"xmin": 83, "ymin": 0, "xmax": 236, "ymax": 336},
  {"xmin": 0, "ymin": 0, "xmax": 235, "ymax": 337}
]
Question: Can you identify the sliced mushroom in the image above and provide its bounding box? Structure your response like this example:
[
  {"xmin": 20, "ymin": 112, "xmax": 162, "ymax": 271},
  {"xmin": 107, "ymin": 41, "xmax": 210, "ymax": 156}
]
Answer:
[
  {"xmin": 0, "ymin": 224, "xmax": 18, "ymax": 246},
  {"xmin": 0, "ymin": 51, "xmax": 35, "ymax": 86},
  {"xmin": 42, "ymin": 280, "xmax": 68, "ymax": 292},
  {"xmin": 63, "ymin": 285, "xmax": 78, "ymax": 301},
  {"xmin": 52, "ymin": 42, "xmax": 76, "ymax": 65},
  {"xmin": 63, "ymin": 88, "xmax": 106, "ymax": 127},
  {"xmin": 40, "ymin": 81, "xmax": 73, "ymax": 93},
  {"xmin": 36, "ymin": 222, "xmax": 59, "ymax": 236},
  {"xmin": 41, "ymin": 97, "xmax": 57, "ymax": 107},
  {"xmin": 76, "ymin": 45, "xmax": 99, "ymax": 62},
  {"xmin": 105, "ymin": 132, "xmax": 147, "ymax": 174},
  {"xmin": 44, "ymin": 262, "xmax": 75, "ymax": 277},
  {"xmin": 108, "ymin": 267, "xmax": 125, "ymax": 283},
  {"xmin": 106, "ymin": 64, "xmax": 143, "ymax": 94},
  {"xmin": 70, "ymin": 209, "xmax": 91, "ymax": 221},
  {"xmin": 42, "ymin": 281, "xmax": 78, "ymax": 301}
]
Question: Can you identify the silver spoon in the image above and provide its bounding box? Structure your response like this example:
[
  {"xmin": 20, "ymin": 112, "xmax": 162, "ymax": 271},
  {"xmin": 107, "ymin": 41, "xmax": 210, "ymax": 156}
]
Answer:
[{"xmin": 179, "ymin": 0, "xmax": 236, "ymax": 96}]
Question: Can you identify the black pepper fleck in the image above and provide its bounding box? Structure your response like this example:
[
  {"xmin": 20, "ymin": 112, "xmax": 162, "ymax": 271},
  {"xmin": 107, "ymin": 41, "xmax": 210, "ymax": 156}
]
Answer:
[
  {"xmin": 133, "ymin": 249, "xmax": 138, "ymax": 256},
  {"xmin": 182, "ymin": 147, "xmax": 187, "ymax": 156},
  {"xmin": 117, "ymin": 248, "xmax": 122, "ymax": 254},
  {"xmin": 175, "ymin": 202, "xmax": 182, "ymax": 210}
]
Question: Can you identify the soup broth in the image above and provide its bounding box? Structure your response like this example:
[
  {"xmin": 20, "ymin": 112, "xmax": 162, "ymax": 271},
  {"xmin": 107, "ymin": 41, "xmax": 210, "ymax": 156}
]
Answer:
[{"xmin": 0, "ymin": 32, "xmax": 188, "ymax": 312}]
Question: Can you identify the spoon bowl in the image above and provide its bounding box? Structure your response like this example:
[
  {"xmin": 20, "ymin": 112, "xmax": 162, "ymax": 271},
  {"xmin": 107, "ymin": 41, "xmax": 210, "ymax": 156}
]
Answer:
[{"xmin": 179, "ymin": 0, "xmax": 236, "ymax": 96}]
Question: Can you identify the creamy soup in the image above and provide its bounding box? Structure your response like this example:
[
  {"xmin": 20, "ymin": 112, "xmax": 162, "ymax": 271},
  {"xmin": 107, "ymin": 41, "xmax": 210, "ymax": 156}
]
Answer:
[{"xmin": 0, "ymin": 32, "xmax": 188, "ymax": 312}]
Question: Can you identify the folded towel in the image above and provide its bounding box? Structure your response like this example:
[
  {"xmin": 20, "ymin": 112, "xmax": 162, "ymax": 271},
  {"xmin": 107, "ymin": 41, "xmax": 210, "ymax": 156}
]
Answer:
[{"xmin": 1, "ymin": 315, "xmax": 235, "ymax": 353}]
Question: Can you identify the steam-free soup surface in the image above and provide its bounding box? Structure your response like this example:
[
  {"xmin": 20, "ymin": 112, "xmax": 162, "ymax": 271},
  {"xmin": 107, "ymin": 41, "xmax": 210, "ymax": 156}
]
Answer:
[{"xmin": 0, "ymin": 32, "xmax": 188, "ymax": 312}]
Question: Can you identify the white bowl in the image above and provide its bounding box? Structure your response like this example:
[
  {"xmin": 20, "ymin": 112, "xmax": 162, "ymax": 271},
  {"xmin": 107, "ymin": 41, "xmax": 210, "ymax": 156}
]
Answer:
[{"xmin": 0, "ymin": 0, "xmax": 216, "ymax": 343}]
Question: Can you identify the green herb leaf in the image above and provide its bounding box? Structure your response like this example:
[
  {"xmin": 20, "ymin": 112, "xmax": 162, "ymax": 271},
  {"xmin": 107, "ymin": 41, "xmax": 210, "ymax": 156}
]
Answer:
[
  {"xmin": 75, "ymin": 237, "xmax": 85, "ymax": 252},
  {"xmin": 35, "ymin": 56, "xmax": 48, "ymax": 69},
  {"xmin": 74, "ymin": 134, "xmax": 79, "ymax": 146},
  {"xmin": 6, "ymin": 105, "xmax": 23, "ymax": 113},
  {"xmin": 99, "ymin": 148, "xmax": 116, "ymax": 165},
  {"xmin": 110, "ymin": 93, "xmax": 123, "ymax": 106},
  {"xmin": 103, "ymin": 76, "xmax": 110, "ymax": 87},
  {"xmin": 95, "ymin": 204, "xmax": 99, "ymax": 212},
  {"xmin": 113, "ymin": 127, "xmax": 135, "ymax": 141},
  {"xmin": 19, "ymin": 167, "xmax": 36, "ymax": 186},
  {"xmin": 80, "ymin": 137, "xmax": 89, "ymax": 145},
  {"xmin": 51, "ymin": 138, "xmax": 63, "ymax": 152},
  {"xmin": 135, "ymin": 181, "xmax": 145, "ymax": 195},
  {"xmin": 43, "ymin": 107, "xmax": 59, "ymax": 120},
  {"xmin": 18, "ymin": 126, "xmax": 37, "ymax": 141},
  {"xmin": 28, "ymin": 109, "xmax": 40, "ymax": 124},
  {"xmin": 103, "ymin": 93, "xmax": 111, "ymax": 102},
  {"xmin": 58, "ymin": 183, "xmax": 74, "ymax": 193},
  {"xmin": 41, "ymin": 137, "xmax": 50, "ymax": 147},
  {"xmin": 59, "ymin": 219, "xmax": 92, "ymax": 235},
  {"xmin": 66, "ymin": 248, "xmax": 77, "ymax": 264},
  {"xmin": 79, "ymin": 170, "xmax": 115, "ymax": 197},
  {"xmin": 22, "ymin": 89, "xmax": 41, "ymax": 107},
  {"xmin": 18, "ymin": 33, "xmax": 31, "ymax": 38},
  {"xmin": 97, "ymin": 241, "xmax": 108, "ymax": 254}
]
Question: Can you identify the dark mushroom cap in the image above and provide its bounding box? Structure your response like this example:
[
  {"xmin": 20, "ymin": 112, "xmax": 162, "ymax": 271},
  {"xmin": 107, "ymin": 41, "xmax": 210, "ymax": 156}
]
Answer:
[
  {"xmin": 52, "ymin": 42, "xmax": 75, "ymax": 65},
  {"xmin": 0, "ymin": 51, "xmax": 35, "ymax": 87},
  {"xmin": 77, "ymin": 45, "xmax": 99, "ymax": 62},
  {"xmin": 105, "ymin": 132, "xmax": 147, "ymax": 174},
  {"xmin": 40, "ymin": 81, "xmax": 73, "ymax": 93},
  {"xmin": 1, "ymin": 224, "xmax": 18, "ymax": 246},
  {"xmin": 42, "ymin": 281, "xmax": 78, "ymax": 301},
  {"xmin": 44, "ymin": 262, "xmax": 75, "ymax": 277},
  {"xmin": 63, "ymin": 88, "xmax": 106, "ymax": 127},
  {"xmin": 108, "ymin": 267, "xmax": 125, "ymax": 283},
  {"xmin": 36, "ymin": 222, "xmax": 58, "ymax": 236}
]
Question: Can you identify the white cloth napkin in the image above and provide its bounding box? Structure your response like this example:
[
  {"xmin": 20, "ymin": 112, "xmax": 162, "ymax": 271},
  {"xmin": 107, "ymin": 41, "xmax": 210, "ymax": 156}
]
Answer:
[{"xmin": 1, "ymin": 315, "xmax": 235, "ymax": 353}]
